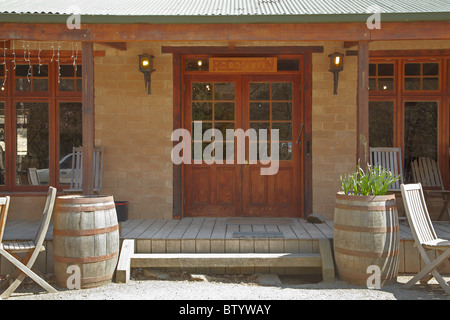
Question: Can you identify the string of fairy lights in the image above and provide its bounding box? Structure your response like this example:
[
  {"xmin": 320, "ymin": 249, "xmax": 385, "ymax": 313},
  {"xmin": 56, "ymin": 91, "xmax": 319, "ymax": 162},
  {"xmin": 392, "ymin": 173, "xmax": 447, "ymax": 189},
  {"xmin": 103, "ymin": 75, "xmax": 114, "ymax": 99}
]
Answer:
[{"xmin": 0, "ymin": 40, "xmax": 80, "ymax": 87}]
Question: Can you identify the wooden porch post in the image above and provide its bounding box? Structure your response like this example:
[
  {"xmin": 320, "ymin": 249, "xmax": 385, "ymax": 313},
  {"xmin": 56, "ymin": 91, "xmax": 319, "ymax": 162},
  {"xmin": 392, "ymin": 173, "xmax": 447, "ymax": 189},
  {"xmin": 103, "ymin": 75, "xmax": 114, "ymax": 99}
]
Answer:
[
  {"xmin": 356, "ymin": 41, "xmax": 370, "ymax": 169},
  {"xmin": 82, "ymin": 42, "xmax": 95, "ymax": 194}
]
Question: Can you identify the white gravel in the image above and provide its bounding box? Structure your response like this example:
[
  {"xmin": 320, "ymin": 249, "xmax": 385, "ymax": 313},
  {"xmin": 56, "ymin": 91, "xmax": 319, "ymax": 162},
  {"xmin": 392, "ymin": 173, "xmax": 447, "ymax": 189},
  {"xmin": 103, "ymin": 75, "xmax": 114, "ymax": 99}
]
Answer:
[{"xmin": 4, "ymin": 274, "xmax": 449, "ymax": 301}]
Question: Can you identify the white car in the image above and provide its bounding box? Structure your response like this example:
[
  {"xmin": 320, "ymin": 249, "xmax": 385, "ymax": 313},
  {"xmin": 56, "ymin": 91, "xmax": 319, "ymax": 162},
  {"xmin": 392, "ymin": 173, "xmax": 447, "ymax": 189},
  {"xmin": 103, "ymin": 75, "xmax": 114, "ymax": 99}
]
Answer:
[{"xmin": 36, "ymin": 153, "xmax": 74, "ymax": 185}]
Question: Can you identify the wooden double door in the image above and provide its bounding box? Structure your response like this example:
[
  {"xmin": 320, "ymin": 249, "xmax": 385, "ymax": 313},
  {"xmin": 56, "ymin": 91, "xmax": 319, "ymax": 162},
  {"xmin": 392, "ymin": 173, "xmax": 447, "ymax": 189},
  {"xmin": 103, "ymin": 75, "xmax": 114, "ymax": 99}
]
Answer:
[{"xmin": 183, "ymin": 74, "xmax": 303, "ymax": 217}]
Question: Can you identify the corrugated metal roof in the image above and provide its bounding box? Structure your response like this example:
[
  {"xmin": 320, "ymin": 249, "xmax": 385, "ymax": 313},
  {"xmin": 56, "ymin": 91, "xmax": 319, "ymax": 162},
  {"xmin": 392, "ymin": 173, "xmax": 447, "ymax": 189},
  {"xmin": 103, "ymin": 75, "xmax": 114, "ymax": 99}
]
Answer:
[{"xmin": 0, "ymin": 0, "xmax": 449, "ymax": 16}]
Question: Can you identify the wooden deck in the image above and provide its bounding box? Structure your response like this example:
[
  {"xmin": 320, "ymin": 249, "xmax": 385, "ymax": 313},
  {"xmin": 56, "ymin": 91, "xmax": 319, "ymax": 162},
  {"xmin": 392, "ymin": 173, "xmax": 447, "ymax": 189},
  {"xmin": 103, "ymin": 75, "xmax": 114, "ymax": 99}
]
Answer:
[{"xmin": 1, "ymin": 217, "xmax": 449, "ymax": 276}]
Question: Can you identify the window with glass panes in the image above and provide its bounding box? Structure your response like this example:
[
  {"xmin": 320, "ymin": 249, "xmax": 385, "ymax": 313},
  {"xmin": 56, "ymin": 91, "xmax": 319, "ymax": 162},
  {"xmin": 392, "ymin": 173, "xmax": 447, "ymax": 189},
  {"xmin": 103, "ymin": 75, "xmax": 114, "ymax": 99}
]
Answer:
[
  {"xmin": 369, "ymin": 57, "xmax": 450, "ymax": 186},
  {"xmin": 0, "ymin": 58, "xmax": 82, "ymax": 191}
]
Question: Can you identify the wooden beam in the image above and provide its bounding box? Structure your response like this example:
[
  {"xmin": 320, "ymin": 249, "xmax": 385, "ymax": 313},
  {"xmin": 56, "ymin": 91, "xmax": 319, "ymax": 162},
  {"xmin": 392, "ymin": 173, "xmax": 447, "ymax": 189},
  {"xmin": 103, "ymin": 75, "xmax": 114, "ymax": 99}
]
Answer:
[
  {"xmin": 162, "ymin": 46, "xmax": 324, "ymax": 55},
  {"xmin": 116, "ymin": 239, "xmax": 135, "ymax": 283},
  {"xmin": 1, "ymin": 21, "xmax": 448, "ymax": 42},
  {"xmin": 172, "ymin": 53, "xmax": 182, "ymax": 219},
  {"xmin": 97, "ymin": 42, "xmax": 127, "ymax": 51},
  {"xmin": 343, "ymin": 41, "xmax": 359, "ymax": 48},
  {"xmin": 356, "ymin": 41, "xmax": 370, "ymax": 169},
  {"xmin": 81, "ymin": 42, "xmax": 95, "ymax": 195},
  {"xmin": 303, "ymin": 49, "xmax": 314, "ymax": 217}
]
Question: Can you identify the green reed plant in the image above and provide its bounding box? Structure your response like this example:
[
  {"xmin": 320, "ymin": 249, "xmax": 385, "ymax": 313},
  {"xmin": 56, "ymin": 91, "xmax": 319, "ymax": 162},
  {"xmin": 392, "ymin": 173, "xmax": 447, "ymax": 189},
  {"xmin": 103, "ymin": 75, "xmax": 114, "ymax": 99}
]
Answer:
[{"xmin": 340, "ymin": 164, "xmax": 401, "ymax": 196}]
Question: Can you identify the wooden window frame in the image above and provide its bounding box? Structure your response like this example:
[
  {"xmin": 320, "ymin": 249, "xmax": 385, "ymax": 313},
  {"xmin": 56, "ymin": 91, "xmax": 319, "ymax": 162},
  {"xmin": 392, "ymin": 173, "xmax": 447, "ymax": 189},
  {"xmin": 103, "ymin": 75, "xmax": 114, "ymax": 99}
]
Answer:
[
  {"xmin": 369, "ymin": 53, "xmax": 450, "ymax": 188},
  {"xmin": 0, "ymin": 56, "xmax": 81, "ymax": 193},
  {"xmin": 369, "ymin": 59, "xmax": 398, "ymax": 96}
]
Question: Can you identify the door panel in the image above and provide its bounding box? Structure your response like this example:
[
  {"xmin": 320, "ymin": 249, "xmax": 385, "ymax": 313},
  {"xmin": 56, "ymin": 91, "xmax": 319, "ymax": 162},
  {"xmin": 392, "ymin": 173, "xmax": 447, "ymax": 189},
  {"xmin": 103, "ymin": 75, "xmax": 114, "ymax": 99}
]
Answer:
[
  {"xmin": 183, "ymin": 74, "xmax": 302, "ymax": 217},
  {"xmin": 242, "ymin": 75, "xmax": 301, "ymax": 217},
  {"xmin": 184, "ymin": 75, "xmax": 242, "ymax": 217}
]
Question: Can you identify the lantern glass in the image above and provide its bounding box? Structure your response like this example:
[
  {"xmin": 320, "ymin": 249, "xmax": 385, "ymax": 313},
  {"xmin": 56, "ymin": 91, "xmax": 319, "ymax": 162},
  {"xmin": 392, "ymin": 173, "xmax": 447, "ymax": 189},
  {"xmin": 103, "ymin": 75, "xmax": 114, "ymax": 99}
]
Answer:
[
  {"xmin": 139, "ymin": 55, "xmax": 153, "ymax": 72},
  {"xmin": 329, "ymin": 53, "xmax": 344, "ymax": 72}
]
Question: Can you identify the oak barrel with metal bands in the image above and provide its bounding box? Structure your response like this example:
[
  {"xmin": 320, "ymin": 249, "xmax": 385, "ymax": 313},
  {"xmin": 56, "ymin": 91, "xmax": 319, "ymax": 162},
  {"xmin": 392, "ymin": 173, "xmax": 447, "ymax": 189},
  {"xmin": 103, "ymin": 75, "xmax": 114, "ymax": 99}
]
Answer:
[
  {"xmin": 333, "ymin": 192, "xmax": 399, "ymax": 286},
  {"xmin": 53, "ymin": 195, "xmax": 120, "ymax": 289}
]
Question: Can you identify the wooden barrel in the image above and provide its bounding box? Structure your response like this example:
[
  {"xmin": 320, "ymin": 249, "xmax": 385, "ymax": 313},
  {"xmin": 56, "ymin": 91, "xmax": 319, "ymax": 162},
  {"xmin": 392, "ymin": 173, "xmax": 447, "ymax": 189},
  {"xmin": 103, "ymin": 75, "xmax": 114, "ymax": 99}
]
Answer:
[
  {"xmin": 53, "ymin": 195, "xmax": 120, "ymax": 289},
  {"xmin": 333, "ymin": 192, "xmax": 399, "ymax": 287}
]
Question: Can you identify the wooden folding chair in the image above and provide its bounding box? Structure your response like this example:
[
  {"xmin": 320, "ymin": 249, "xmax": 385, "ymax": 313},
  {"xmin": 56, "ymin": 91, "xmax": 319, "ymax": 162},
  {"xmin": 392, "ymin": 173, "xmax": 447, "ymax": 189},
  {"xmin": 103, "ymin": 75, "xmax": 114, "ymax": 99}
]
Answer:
[
  {"xmin": 369, "ymin": 147, "xmax": 404, "ymax": 192},
  {"xmin": 0, "ymin": 187, "xmax": 58, "ymax": 299},
  {"xmin": 65, "ymin": 146, "xmax": 104, "ymax": 194},
  {"xmin": 411, "ymin": 157, "xmax": 450, "ymax": 221},
  {"xmin": 400, "ymin": 183, "xmax": 450, "ymax": 295}
]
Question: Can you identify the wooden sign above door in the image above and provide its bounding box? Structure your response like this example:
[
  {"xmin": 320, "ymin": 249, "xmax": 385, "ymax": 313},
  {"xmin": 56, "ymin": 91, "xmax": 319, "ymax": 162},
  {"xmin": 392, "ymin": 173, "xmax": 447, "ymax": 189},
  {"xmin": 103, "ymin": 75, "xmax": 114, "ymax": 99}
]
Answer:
[{"xmin": 209, "ymin": 57, "xmax": 277, "ymax": 73}]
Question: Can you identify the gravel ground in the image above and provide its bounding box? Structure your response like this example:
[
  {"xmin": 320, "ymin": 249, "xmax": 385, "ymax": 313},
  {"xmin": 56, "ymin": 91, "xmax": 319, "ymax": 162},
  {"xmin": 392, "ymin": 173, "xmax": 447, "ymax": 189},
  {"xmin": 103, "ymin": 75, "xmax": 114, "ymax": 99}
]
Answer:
[{"xmin": 3, "ymin": 272, "xmax": 449, "ymax": 301}]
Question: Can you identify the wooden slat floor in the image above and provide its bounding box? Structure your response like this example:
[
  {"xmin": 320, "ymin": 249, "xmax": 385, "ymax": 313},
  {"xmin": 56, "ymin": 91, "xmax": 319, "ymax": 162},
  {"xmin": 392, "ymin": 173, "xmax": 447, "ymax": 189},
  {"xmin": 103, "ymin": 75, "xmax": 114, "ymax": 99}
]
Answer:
[{"xmin": 3, "ymin": 217, "xmax": 450, "ymax": 242}]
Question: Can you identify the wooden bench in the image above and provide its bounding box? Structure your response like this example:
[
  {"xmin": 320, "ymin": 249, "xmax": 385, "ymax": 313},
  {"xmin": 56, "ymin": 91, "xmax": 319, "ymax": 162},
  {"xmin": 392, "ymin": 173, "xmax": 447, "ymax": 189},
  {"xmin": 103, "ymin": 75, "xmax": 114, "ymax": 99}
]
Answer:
[{"xmin": 115, "ymin": 238, "xmax": 335, "ymax": 283}]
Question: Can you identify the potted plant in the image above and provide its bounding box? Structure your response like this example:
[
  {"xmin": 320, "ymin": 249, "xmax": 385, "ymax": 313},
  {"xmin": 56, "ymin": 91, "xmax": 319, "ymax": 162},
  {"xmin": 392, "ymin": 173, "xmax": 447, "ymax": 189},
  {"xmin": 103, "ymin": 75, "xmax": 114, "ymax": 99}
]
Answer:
[{"xmin": 333, "ymin": 164, "xmax": 401, "ymax": 287}]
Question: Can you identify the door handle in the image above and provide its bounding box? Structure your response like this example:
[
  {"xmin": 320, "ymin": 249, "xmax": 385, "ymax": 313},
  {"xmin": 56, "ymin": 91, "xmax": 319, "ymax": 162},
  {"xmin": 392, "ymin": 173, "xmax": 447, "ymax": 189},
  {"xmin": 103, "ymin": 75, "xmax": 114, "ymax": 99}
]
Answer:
[{"xmin": 296, "ymin": 123, "xmax": 304, "ymax": 145}]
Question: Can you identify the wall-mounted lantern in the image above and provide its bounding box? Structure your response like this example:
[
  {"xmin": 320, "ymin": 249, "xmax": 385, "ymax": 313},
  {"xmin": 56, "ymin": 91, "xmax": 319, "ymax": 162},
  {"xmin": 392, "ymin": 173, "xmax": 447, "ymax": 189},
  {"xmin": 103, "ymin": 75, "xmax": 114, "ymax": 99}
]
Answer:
[
  {"xmin": 138, "ymin": 54, "xmax": 155, "ymax": 95},
  {"xmin": 328, "ymin": 52, "xmax": 344, "ymax": 95}
]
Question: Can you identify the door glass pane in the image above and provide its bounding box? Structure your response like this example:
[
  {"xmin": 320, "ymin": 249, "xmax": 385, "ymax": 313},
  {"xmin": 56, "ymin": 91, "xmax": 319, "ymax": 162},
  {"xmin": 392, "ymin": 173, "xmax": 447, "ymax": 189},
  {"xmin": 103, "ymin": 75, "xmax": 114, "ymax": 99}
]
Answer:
[
  {"xmin": 250, "ymin": 122, "xmax": 270, "ymax": 142},
  {"xmin": 214, "ymin": 122, "xmax": 234, "ymax": 139},
  {"xmin": 192, "ymin": 121, "xmax": 212, "ymax": 137},
  {"xmin": 272, "ymin": 123, "xmax": 292, "ymax": 141},
  {"xmin": 249, "ymin": 83, "xmax": 270, "ymax": 100},
  {"xmin": 272, "ymin": 102, "xmax": 292, "ymax": 120},
  {"xmin": 214, "ymin": 83, "xmax": 235, "ymax": 100},
  {"xmin": 250, "ymin": 102, "xmax": 270, "ymax": 120},
  {"xmin": 272, "ymin": 83, "xmax": 292, "ymax": 100},
  {"xmin": 214, "ymin": 102, "xmax": 234, "ymax": 121},
  {"xmin": 16, "ymin": 102, "xmax": 49, "ymax": 186},
  {"xmin": 59, "ymin": 102, "xmax": 82, "ymax": 185},
  {"xmin": 192, "ymin": 83, "xmax": 212, "ymax": 100},
  {"xmin": 192, "ymin": 102, "xmax": 212, "ymax": 121},
  {"xmin": 369, "ymin": 101, "xmax": 394, "ymax": 147},
  {"xmin": 0, "ymin": 102, "xmax": 4, "ymax": 185},
  {"xmin": 404, "ymin": 101, "xmax": 438, "ymax": 181}
]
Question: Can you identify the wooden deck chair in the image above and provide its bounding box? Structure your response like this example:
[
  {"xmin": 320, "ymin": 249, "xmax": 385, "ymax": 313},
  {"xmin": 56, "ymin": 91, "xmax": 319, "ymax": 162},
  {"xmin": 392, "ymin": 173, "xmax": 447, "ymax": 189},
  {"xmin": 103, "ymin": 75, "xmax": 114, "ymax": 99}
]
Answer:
[
  {"xmin": 27, "ymin": 167, "xmax": 40, "ymax": 185},
  {"xmin": 0, "ymin": 187, "xmax": 58, "ymax": 299},
  {"xmin": 66, "ymin": 146, "xmax": 104, "ymax": 194},
  {"xmin": 411, "ymin": 157, "xmax": 450, "ymax": 221},
  {"xmin": 369, "ymin": 147, "xmax": 404, "ymax": 192},
  {"xmin": 400, "ymin": 183, "xmax": 450, "ymax": 295}
]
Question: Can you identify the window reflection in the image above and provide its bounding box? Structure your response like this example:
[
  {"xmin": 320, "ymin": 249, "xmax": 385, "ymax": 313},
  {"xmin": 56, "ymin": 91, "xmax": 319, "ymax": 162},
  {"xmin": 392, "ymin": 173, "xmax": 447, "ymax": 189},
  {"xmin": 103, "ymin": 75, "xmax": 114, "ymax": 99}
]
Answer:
[
  {"xmin": 16, "ymin": 102, "xmax": 49, "ymax": 185},
  {"xmin": 59, "ymin": 102, "xmax": 82, "ymax": 185},
  {"xmin": 404, "ymin": 101, "xmax": 438, "ymax": 182}
]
